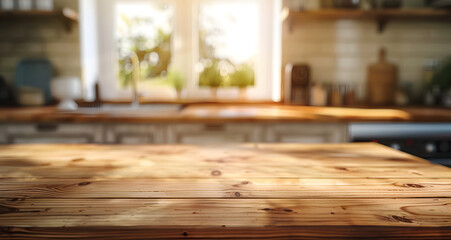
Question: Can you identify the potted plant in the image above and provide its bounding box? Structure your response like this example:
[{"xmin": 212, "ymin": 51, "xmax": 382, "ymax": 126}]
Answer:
[
  {"xmin": 230, "ymin": 64, "xmax": 254, "ymax": 100},
  {"xmin": 167, "ymin": 69, "xmax": 185, "ymax": 100},
  {"xmin": 199, "ymin": 62, "xmax": 223, "ymax": 100}
]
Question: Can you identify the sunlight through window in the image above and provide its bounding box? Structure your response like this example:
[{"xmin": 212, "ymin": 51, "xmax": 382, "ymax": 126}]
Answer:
[
  {"xmin": 198, "ymin": 1, "xmax": 259, "ymax": 89},
  {"xmin": 115, "ymin": 1, "xmax": 174, "ymax": 89}
]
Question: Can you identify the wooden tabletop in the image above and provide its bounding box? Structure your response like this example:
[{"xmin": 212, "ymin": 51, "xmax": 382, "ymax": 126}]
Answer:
[
  {"xmin": 0, "ymin": 143, "xmax": 450, "ymax": 239},
  {"xmin": 1, "ymin": 104, "xmax": 451, "ymax": 123}
]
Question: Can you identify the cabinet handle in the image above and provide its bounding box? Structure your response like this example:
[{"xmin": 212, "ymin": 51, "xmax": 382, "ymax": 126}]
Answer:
[
  {"xmin": 35, "ymin": 123, "xmax": 59, "ymax": 132},
  {"xmin": 204, "ymin": 124, "xmax": 225, "ymax": 131}
]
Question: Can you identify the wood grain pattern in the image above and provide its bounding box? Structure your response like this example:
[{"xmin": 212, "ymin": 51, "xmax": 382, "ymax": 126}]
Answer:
[
  {"xmin": 2, "ymin": 226, "xmax": 451, "ymax": 240},
  {"xmin": 1, "ymin": 198, "xmax": 450, "ymax": 227},
  {"xmin": 0, "ymin": 143, "xmax": 447, "ymax": 179},
  {"xmin": 0, "ymin": 143, "xmax": 450, "ymax": 239},
  {"xmin": 1, "ymin": 178, "xmax": 450, "ymax": 199}
]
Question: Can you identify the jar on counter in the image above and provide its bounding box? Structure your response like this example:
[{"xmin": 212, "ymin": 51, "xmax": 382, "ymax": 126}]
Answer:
[{"xmin": 310, "ymin": 83, "xmax": 329, "ymax": 106}]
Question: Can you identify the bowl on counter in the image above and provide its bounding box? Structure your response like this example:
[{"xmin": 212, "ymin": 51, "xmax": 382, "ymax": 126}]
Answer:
[{"xmin": 51, "ymin": 76, "xmax": 82, "ymax": 110}]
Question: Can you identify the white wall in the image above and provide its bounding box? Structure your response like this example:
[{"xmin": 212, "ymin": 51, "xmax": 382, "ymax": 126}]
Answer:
[
  {"xmin": 282, "ymin": 14, "xmax": 451, "ymax": 100},
  {"xmin": 0, "ymin": 0, "xmax": 81, "ymax": 85}
]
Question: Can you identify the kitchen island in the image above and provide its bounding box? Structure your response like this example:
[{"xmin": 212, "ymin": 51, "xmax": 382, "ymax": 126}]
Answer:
[{"xmin": 0, "ymin": 143, "xmax": 450, "ymax": 239}]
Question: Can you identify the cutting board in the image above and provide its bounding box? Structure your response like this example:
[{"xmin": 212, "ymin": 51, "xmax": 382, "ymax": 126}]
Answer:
[
  {"xmin": 367, "ymin": 48, "xmax": 397, "ymax": 106},
  {"xmin": 15, "ymin": 59, "xmax": 53, "ymax": 104}
]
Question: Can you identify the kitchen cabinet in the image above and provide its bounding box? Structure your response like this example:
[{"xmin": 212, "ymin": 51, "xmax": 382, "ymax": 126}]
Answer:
[
  {"xmin": 264, "ymin": 123, "xmax": 348, "ymax": 143},
  {"xmin": 0, "ymin": 123, "xmax": 103, "ymax": 144},
  {"xmin": 166, "ymin": 123, "xmax": 262, "ymax": 144},
  {"xmin": 104, "ymin": 124, "xmax": 164, "ymax": 144},
  {"xmin": 0, "ymin": 123, "xmax": 349, "ymax": 144}
]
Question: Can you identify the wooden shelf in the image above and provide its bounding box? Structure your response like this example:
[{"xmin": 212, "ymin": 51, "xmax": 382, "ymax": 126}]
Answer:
[
  {"xmin": 0, "ymin": 7, "xmax": 78, "ymax": 32},
  {"xmin": 286, "ymin": 9, "xmax": 451, "ymax": 33}
]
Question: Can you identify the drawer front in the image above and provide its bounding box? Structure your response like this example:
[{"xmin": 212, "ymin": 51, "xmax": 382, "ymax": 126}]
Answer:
[
  {"xmin": 265, "ymin": 123, "xmax": 349, "ymax": 143},
  {"xmin": 2, "ymin": 123, "xmax": 103, "ymax": 144},
  {"xmin": 105, "ymin": 124, "xmax": 164, "ymax": 144},
  {"xmin": 167, "ymin": 124, "xmax": 261, "ymax": 144}
]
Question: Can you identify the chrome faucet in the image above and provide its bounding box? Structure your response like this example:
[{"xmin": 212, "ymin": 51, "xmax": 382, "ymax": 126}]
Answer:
[{"xmin": 129, "ymin": 52, "xmax": 140, "ymax": 108}]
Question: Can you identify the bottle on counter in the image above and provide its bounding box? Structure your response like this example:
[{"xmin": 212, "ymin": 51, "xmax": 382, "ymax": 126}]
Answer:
[
  {"xmin": 422, "ymin": 59, "xmax": 440, "ymax": 105},
  {"xmin": 330, "ymin": 84, "xmax": 344, "ymax": 107},
  {"xmin": 422, "ymin": 60, "xmax": 439, "ymax": 89},
  {"xmin": 344, "ymin": 84, "xmax": 357, "ymax": 106}
]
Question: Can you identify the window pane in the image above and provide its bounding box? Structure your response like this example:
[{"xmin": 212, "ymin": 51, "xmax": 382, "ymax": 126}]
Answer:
[
  {"xmin": 198, "ymin": 1, "xmax": 259, "ymax": 88},
  {"xmin": 116, "ymin": 1, "xmax": 173, "ymax": 88}
]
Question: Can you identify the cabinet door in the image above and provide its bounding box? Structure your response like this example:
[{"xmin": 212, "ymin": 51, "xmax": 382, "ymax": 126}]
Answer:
[
  {"xmin": 167, "ymin": 124, "xmax": 261, "ymax": 144},
  {"xmin": 265, "ymin": 123, "xmax": 348, "ymax": 143},
  {"xmin": 105, "ymin": 124, "xmax": 164, "ymax": 144},
  {"xmin": 3, "ymin": 123, "xmax": 103, "ymax": 144}
]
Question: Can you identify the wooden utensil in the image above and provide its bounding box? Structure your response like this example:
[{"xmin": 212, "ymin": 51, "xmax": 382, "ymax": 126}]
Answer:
[{"xmin": 367, "ymin": 48, "xmax": 398, "ymax": 106}]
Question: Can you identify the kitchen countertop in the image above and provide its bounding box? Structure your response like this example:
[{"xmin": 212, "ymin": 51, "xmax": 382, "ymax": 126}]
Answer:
[
  {"xmin": 0, "ymin": 104, "xmax": 450, "ymax": 123},
  {"xmin": 0, "ymin": 143, "xmax": 450, "ymax": 239}
]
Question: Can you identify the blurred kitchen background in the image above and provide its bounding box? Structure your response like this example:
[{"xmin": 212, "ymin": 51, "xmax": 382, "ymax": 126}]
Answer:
[{"xmin": 1, "ymin": 0, "xmax": 451, "ymax": 166}]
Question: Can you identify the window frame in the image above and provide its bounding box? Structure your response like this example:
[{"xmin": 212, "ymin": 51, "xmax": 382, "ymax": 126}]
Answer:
[{"xmin": 81, "ymin": 0, "xmax": 281, "ymax": 101}]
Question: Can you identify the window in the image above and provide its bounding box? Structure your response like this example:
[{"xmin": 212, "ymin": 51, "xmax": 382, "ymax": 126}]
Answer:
[
  {"xmin": 80, "ymin": 0, "xmax": 281, "ymax": 101},
  {"xmin": 116, "ymin": 1, "xmax": 174, "ymax": 88},
  {"xmin": 197, "ymin": 0, "xmax": 258, "ymax": 101}
]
